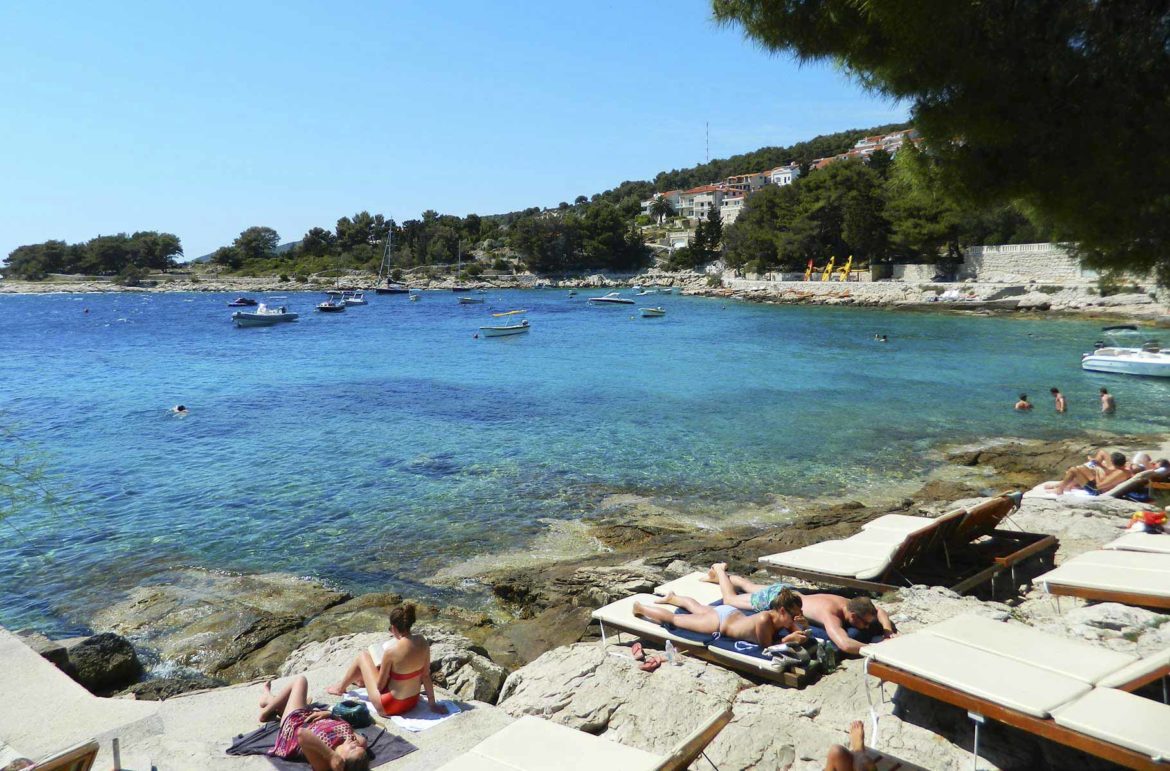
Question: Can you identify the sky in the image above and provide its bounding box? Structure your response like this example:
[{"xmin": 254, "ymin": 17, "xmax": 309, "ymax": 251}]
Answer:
[{"xmin": 0, "ymin": 1, "xmax": 907, "ymax": 261}]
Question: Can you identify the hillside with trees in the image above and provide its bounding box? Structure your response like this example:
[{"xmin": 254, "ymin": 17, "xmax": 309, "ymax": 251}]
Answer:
[{"xmin": 3, "ymin": 232, "xmax": 182, "ymax": 282}]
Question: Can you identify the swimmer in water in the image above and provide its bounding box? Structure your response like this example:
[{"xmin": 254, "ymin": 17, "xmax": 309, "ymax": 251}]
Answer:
[
  {"xmin": 171, "ymin": 405, "xmax": 188, "ymax": 416},
  {"xmin": 1014, "ymin": 393, "xmax": 1033, "ymax": 411}
]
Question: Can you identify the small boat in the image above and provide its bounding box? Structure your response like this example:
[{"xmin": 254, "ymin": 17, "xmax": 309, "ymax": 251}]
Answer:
[
  {"xmin": 458, "ymin": 297, "xmax": 485, "ymax": 304},
  {"xmin": 639, "ymin": 307, "xmax": 666, "ymax": 317},
  {"xmin": 227, "ymin": 297, "xmax": 258, "ymax": 307},
  {"xmin": 450, "ymin": 286, "xmax": 473, "ymax": 292},
  {"xmin": 568, "ymin": 290, "xmax": 577, "ymax": 297},
  {"xmin": 479, "ymin": 310, "xmax": 530, "ymax": 337},
  {"xmin": 410, "ymin": 294, "xmax": 420, "ymax": 302},
  {"xmin": 588, "ymin": 292, "xmax": 635, "ymax": 305},
  {"xmin": 636, "ymin": 289, "xmax": 657, "ymax": 297},
  {"xmin": 1081, "ymin": 326, "xmax": 1170, "ymax": 377},
  {"xmin": 658, "ymin": 287, "xmax": 674, "ymax": 295},
  {"xmin": 232, "ymin": 303, "xmax": 298, "ymax": 327},
  {"xmin": 375, "ymin": 284, "xmax": 410, "ymax": 295},
  {"xmin": 317, "ymin": 293, "xmax": 347, "ymax": 313},
  {"xmin": 342, "ymin": 291, "xmax": 367, "ymax": 306}
]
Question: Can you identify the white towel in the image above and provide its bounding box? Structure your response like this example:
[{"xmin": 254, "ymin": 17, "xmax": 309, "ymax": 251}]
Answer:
[{"xmin": 343, "ymin": 688, "xmax": 463, "ymax": 731}]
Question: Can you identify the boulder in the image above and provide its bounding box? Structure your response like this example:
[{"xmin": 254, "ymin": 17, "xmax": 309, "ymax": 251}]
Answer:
[{"xmin": 65, "ymin": 633, "xmax": 143, "ymax": 695}]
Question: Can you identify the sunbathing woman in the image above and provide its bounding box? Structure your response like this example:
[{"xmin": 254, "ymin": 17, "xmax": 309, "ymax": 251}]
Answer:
[
  {"xmin": 1045, "ymin": 451, "xmax": 1132, "ymax": 495},
  {"xmin": 326, "ymin": 603, "xmax": 446, "ymax": 717},
  {"xmin": 632, "ymin": 588, "xmax": 807, "ymax": 647},
  {"xmin": 259, "ymin": 675, "xmax": 370, "ymax": 771}
]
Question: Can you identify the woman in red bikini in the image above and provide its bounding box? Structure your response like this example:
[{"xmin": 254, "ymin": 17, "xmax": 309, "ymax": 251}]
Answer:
[{"xmin": 326, "ymin": 603, "xmax": 446, "ymax": 717}]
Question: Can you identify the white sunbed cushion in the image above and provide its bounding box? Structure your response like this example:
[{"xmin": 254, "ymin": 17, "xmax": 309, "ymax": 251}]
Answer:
[
  {"xmin": 924, "ymin": 614, "xmax": 1137, "ymax": 685},
  {"xmin": 654, "ymin": 572, "xmax": 724, "ymax": 605},
  {"xmin": 446, "ymin": 715, "xmax": 663, "ymax": 771},
  {"xmin": 861, "ymin": 631, "xmax": 1092, "ymax": 717},
  {"xmin": 1051, "ymin": 688, "xmax": 1170, "ymax": 761},
  {"xmin": 1105, "ymin": 532, "xmax": 1170, "ymax": 555},
  {"xmin": 590, "ymin": 594, "xmax": 700, "ymax": 646},
  {"xmin": 1035, "ymin": 550, "xmax": 1170, "ymax": 596},
  {"xmin": 860, "ymin": 513, "xmax": 940, "ymax": 536},
  {"xmin": 1097, "ymin": 649, "xmax": 1170, "ymax": 689},
  {"xmin": 760, "ymin": 539, "xmax": 896, "ymax": 580}
]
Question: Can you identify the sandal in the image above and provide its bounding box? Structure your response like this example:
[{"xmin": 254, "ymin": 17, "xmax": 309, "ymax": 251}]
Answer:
[{"xmin": 630, "ymin": 642, "xmax": 645, "ymax": 661}]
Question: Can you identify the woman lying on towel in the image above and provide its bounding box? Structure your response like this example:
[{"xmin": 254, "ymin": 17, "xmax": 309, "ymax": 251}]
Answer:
[
  {"xmin": 1044, "ymin": 451, "xmax": 1132, "ymax": 495},
  {"xmin": 632, "ymin": 588, "xmax": 808, "ymax": 647},
  {"xmin": 259, "ymin": 675, "xmax": 370, "ymax": 771},
  {"xmin": 326, "ymin": 603, "xmax": 447, "ymax": 717}
]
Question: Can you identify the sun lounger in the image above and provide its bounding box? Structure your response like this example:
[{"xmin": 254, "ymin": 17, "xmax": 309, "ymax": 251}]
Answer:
[
  {"xmin": 1106, "ymin": 532, "xmax": 1170, "ymax": 555},
  {"xmin": 1032, "ymin": 549, "xmax": 1170, "ymax": 609},
  {"xmin": 434, "ymin": 708, "xmax": 733, "ymax": 771},
  {"xmin": 758, "ymin": 493, "xmax": 1054, "ymax": 594},
  {"xmin": 861, "ymin": 614, "xmax": 1170, "ymax": 769},
  {"xmin": 1024, "ymin": 468, "xmax": 1163, "ymax": 502},
  {"xmin": 589, "ymin": 593, "xmax": 821, "ymax": 687},
  {"xmin": 35, "ymin": 740, "xmax": 99, "ymax": 771}
]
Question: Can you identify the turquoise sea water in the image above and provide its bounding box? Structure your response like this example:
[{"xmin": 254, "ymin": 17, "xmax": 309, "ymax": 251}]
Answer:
[{"xmin": 1, "ymin": 289, "xmax": 1167, "ymax": 635}]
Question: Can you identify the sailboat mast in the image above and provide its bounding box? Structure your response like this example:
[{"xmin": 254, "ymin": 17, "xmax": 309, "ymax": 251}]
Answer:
[{"xmin": 378, "ymin": 223, "xmax": 394, "ymax": 283}]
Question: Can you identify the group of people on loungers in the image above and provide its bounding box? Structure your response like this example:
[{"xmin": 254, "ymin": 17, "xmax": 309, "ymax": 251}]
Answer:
[
  {"xmin": 257, "ymin": 603, "xmax": 445, "ymax": 771},
  {"xmin": 633, "ymin": 562, "xmax": 897, "ymax": 656},
  {"xmin": 1044, "ymin": 449, "xmax": 1170, "ymax": 496}
]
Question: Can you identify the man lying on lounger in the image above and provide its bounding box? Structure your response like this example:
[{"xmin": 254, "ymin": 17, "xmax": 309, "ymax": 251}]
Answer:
[
  {"xmin": 703, "ymin": 563, "xmax": 896, "ymax": 656},
  {"xmin": 1043, "ymin": 450, "xmax": 1132, "ymax": 495},
  {"xmin": 632, "ymin": 584, "xmax": 808, "ymax": 647}
]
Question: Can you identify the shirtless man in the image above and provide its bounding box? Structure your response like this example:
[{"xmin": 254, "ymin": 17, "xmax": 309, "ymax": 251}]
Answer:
[
  {"xmin": 1045, "ymin": 451, "xmax": 1131, "ymax": 495},
  {"xmin": 632, "ymin": 586, "xmax": 807, "ymax": 648},
  {"xmin": 1014, "ymin": 393, "xmax": 1033, "ymax": 411},
  {"xmin": 1050, "ymin": 387, "xmax": 1067, "ymax": 413},
  {"xmin": 703, "ymin": 563, "xmax": 896, "ymax": 656},
  {"xmin": 1100, "ymin": 387, "xmax": 1116, "ymax": 414}
]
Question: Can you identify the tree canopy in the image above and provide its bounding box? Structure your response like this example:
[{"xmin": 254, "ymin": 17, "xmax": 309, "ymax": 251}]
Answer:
[
  {"xmin": 712, "ymin": 0, "xmax": 1170, "ymax": 284},
  {"xmin": 3, "ymin": 231, "xmax": 182, "ymax": 279}
]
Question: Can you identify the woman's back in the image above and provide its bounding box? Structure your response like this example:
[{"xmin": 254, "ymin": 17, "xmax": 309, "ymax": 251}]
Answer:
[{"xmin": 384, "ymin": 634, "xmax": 430, "ymax": 697}]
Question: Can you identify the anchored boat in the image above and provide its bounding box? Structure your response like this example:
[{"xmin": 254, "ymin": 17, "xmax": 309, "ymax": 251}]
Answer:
[
  {"xmin": 1081, "ymin": 326, "xmax": 1170, "ymax": 377},
  {"xmin": 639, "ymin": 307, "xmax": 666, "ymax": 318},
  {"xmin": 231, "ymin": 303, "xmax": 299, "ymax": 327},
  {"xmin": 588, "ymin": 292, "xmax": 634, "ymax": 305},
  {"xmin": 479, "ymin": 309, "xmax": 530, "ymax": 337}
]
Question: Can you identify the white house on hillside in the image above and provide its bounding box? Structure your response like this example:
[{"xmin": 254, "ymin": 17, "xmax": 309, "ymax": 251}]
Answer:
[
  {"xmin": 767, "ymin": 163, "xmax": 801, "ymax": 186},
  {"xmin": 719, "ymin": 194, "xmax": 745, "ymax": 225}
]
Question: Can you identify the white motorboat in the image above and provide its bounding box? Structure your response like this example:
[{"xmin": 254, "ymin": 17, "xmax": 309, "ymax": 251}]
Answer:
[
  {"xmin": 343, "ymin": 291, "xmax": 367, "ymax": 306},
  {"xmin": 658, "ymin": 287, "xmax": 674, "ymax": 294},
  {"xmin": 410, "ymin": 294, "xmax": 420, "ymax": 302},
  {"xmin": 458, "ymin": 296, "xmax": 485, "ymax": 304},
  {"xmin": 479, "ymin": 309, "xmax": 530, "ymax": 337},
  {"xmin": 636, "ymin": 289, "xmax": 657, "ymax": 296},
  {"xmin": 1081, "ymin": 326, "xmax": 1170, "ymax": 377},
  {"xmin": 639, "ymin": 307, "xmax": 666, "ymax": 318},
  {"xmin": 232, "ymin": 303, "xmax": 299, "ymax": 327},
  {"xmin": 317, "ymin": 292, "xmax": 347, "ymax": 313},
  {"xmin": 588, "ymin": 292, "xmax": 635, "ymax": 305}
]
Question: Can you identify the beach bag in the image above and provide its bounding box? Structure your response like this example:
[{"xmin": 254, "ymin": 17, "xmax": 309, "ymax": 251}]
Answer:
[{"xmin": 331, "ymin": 699, "xmax": 373, "ymax": 728}]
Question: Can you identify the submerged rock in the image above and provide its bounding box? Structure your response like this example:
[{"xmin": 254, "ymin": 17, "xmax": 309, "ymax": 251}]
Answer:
[{"xmin": 120, "ymin": 673, "xmax": 227, "ymax": 701}]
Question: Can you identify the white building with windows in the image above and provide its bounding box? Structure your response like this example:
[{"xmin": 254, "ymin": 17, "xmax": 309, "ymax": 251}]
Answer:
[
  {"xmin": 767, "ymin": 163, "xmax": 801, "ymax": 186},
  {"xmin": 719, "ymin": 194, "xmax": 745, "ymax": 225}
]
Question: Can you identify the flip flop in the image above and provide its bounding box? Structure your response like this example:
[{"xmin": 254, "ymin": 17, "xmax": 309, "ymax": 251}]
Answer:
[
  {"xmin": 639, "ymin": 656, "xmax": 663, "ymax": 673},
  {"xmin": 630, "ymin": 642, "xmax": 645, "ymax": 661}
]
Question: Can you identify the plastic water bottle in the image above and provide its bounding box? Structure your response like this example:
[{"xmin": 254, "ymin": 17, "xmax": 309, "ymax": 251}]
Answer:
[{"xmin": 664, "ymin": 640, "xmax": 678, "ymax": 665}]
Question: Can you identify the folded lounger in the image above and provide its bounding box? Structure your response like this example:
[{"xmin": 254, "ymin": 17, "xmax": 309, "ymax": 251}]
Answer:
[
  {"xmin": 861, "ymin": 614, "xmax": 1170, "ymax": 769},
  {"xmin": 589, "ymin": 592, "xmax": 821, "ymax": 688},
  {"xmin": 434, "ymin": 708, "xmax": 733, "ymax": 771},
  {"xmin": 758, "ymin": 493, "xmax": 1055, "ymax": 594},
  {"xmin": 1032, "ymin": 549, "xmax": 1170, "ymax": 609},
  {"xmin": 1024, "ymin": 468, "xmax": 1162, "ymax": 502}
]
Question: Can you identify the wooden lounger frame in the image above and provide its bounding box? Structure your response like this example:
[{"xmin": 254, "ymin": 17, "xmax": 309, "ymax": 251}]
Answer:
[
  {"xmin": 656, "ymin": 707, "xmax": 734, "ymax": 771},
  {"xmin": 866, "ymin": 661, "xmax": 1168, "ymax": 770},
  {"xmin": 764, "ymin": 494, "xmax": 1057, "ymax": 596},
  {"xmin": 1040, "ymin": 583, "xmax": 1170, "ymax": 611},
  {"xmin": 37, "ymin": 740, "xmax": 100, "ymax": 771},
  {"xmin": 593, "ymin": 617, "xmax": 822, "ymax": 689}
]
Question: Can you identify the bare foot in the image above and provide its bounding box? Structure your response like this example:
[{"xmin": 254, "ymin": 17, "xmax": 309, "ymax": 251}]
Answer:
[
  {"xmin": 702, "ymin": 562, "xmax": 728, "ymax": 583},
  {"xmin": 325, "ymin": 683, "xmax": 346, "ymax": 696},
  {"xmin": 653, "ymin": 591, "xmax": 676, "ymax": 605},
  {"xmin": 848, "ymin": 720, "xmax": 865, "ymax": 753},
  {"xmin": 632, "ymin": 601, "xmax": 645, "ymax": 618},
  {"xmin": 259, "ymin": 681, "xmax": 271, "ymax": 708}
]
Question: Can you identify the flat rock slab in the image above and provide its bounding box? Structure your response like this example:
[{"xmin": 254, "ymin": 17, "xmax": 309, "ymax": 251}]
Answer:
[{"xmin": 90, "ymin": 569, "xmax": 349, "ymax": 675}]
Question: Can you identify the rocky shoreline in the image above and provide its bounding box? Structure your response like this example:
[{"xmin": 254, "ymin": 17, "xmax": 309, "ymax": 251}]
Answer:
[
  {"xmin": 12, "ymin": 431, "xmax": 1169, "ymax": 768},
  {"xmin": 2, "ymin": 270, "xmax": 1167, "ymax": 322}
]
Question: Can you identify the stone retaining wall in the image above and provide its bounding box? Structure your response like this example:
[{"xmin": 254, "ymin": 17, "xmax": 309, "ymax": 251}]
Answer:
[{"xmin": 961, "ymin": 243, "xmax": 1094, "ymax": 283}]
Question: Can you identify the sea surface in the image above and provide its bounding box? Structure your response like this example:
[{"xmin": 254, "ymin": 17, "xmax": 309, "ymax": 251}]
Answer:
[{"xmin": 1, "ymin": 289, "xmax": 1167, "ymax": 634}]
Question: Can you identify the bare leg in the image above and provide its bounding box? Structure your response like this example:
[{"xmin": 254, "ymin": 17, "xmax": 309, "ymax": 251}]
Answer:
[
  {"xmin": 259, "ymin": 680, "xmax": 271, "ymax": 708},
  {"xmin": 633, "ymin": 601, "xmax": 720, "ymax": 635},
  {"xmin": 352, "ymin": 650, "xmax": 389, "ymax": 716},
  {"xmin": 702, "ymin": 563, "xmax": 767, "ymax": 595},
  {"xmin": 653, "ymin": 591, "xmax": 712, "ymax": 615},
  {"xmin": 824, "ymin": 745, "xmax": 853, "ymax": 771},
  {"xmin": 1054, "ymin": 465, "xmax": 1094, "ymax": 494},
  {"xmin": 711, "ymin": 563, "xmax": 757, "ymax": 610},
  {"xmin": 259, "ymin": 675, "xmax": 308, "ymax": 723},
  {"xmin": 328, "ymin": 649, "xmax": 376, "ymax": 695},
  {"xmin": 824, "ymin": 720, "xmax": 874, "ymax": 771}
]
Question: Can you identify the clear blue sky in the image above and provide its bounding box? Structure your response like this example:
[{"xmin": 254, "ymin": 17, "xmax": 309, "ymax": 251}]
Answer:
[{"xmin": 0, "ymin": 1, "xmax": 906, "ymax": 260}]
